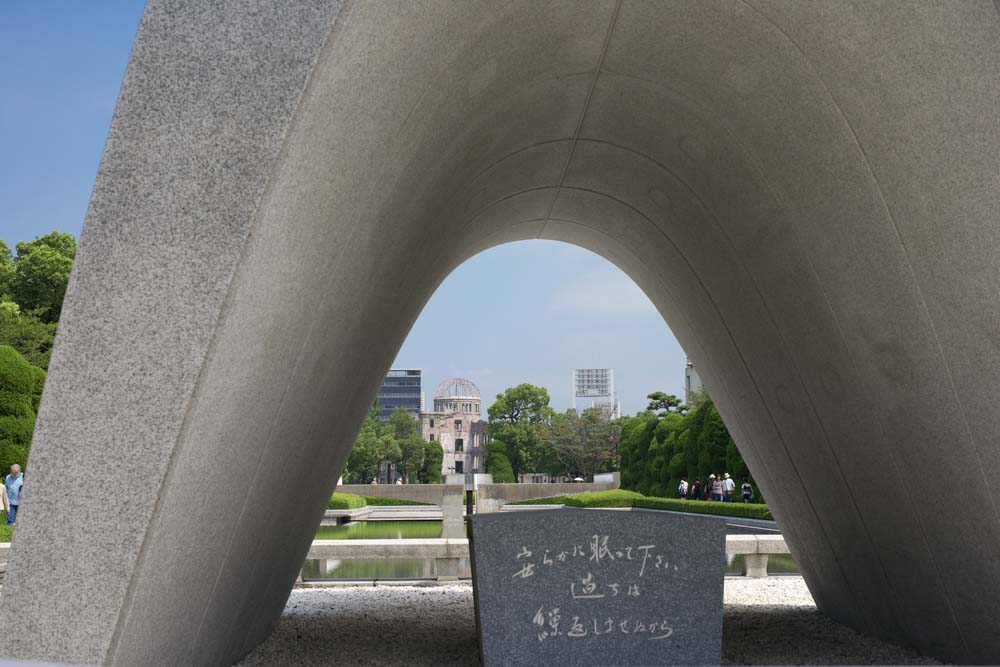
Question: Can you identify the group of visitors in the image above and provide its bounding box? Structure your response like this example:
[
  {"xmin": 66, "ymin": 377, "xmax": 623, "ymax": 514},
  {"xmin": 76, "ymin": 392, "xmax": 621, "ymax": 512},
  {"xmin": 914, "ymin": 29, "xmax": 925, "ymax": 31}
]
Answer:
[
  {"xmin": 1, "ymin": 464, "xmax": 23, "ymax": 524},
  {"xmin": 677, "ymin": 473, "xmax": 754, "ymax": 503}
]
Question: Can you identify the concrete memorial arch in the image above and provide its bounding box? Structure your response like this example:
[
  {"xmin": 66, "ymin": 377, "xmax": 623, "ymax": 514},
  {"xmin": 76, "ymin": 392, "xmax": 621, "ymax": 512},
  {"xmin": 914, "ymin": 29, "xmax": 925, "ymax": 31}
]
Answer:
[{"xmin": 3, "ymin": 1, "xmax": 999, "ymax": 664}]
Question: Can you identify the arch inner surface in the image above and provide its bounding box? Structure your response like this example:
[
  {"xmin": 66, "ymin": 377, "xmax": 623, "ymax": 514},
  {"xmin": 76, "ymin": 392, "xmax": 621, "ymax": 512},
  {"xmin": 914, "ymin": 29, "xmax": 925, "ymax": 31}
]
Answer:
[{"xmin": 2, "ymin": 2, "xmax": 998, "ymax": 665}]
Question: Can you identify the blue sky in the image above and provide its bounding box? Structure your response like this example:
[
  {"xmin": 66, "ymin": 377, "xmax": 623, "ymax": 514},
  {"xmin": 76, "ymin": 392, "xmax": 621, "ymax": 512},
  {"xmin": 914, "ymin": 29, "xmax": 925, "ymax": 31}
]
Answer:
[{"xmin": 0, "ymin": 3, "xmax": 688, "ymax": 415}]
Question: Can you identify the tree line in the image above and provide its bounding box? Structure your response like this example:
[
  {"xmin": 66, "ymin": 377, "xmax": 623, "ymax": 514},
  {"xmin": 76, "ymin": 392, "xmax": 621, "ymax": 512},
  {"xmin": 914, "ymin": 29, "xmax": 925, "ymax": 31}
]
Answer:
[
  {"xmin": 619, "ymin": 390, "xmax": 759, "ymax": 500},
  {"xmin": 485, "ymin": 383, "xmax": 621, "ymax": 483},
  {"xmin": 341, "ymin": 405, "xmax": 444, "ymax": 484},
  {"xmin": 339, "ymin": 379, "xmax": 758, "ymax": 494},
  {"xmin": 0, "ymin": 231, "xmax": 77, "ymax": 474},
  {"xmin": 486, "ymin": 384, "xmax": 759, "ymax": 499}
]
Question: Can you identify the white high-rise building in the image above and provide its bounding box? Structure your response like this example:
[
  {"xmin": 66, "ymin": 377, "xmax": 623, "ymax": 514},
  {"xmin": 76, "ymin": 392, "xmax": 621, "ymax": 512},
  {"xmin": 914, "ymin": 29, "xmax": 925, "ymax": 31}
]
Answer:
[
  {"xmin": 572, "ymin": 368, "xmax": 620, "ymax": 419},
  {"xmin": 685, "ymin": 359, "xmax": 703, "ymax": 404}
]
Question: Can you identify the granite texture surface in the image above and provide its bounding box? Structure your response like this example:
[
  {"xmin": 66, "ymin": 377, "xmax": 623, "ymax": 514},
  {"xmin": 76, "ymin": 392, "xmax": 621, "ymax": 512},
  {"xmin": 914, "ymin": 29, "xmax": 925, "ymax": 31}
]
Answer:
[
  {"xmin": 3, "ymin": 1, "xmax": 999, "ymax": 665},
  {"xmin": 470, "ymin": 508, "xmax": 727, "ymax": 666},
  {"xmin": 235, "ymin": 580, "xmax": 942, "ymax": 667},
  {"xmin": 0, "ymin": 1, "xmax": 346, "ymax": 665}
]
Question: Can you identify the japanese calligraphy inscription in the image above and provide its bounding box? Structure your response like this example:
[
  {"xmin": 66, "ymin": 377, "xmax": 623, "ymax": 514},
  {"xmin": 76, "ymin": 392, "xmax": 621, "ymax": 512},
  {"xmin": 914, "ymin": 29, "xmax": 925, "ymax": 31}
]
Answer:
[{"xmin": 469, "ymin": 508, "xmax": 726, "ymax": 666}]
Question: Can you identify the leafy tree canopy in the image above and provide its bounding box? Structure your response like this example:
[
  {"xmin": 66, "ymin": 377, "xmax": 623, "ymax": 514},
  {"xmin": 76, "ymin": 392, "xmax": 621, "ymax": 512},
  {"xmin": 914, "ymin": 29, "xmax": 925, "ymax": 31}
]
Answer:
[
  {"xmin": 646, "ymin": 391, "xmax": 684, "ymax": 413},
  {"xmin": 484, "ymin": 441, "xmax": 515, "ymax": 483},
  {"xmin": 487, "ymin": 384, "xmax": 554, "ymax": 481},
  {"xmin": 419, "ymin": 441, "xmax": 443, "ymax": 484},
  {"xmin": 0, "ymin": 302, "xmax": 57, "ymax": 370},
  {"xmin": 487, "ymin": 383, "xmax": 553, "ymax": 426},
  {"xmin": 10, "ymin": 232, "xmax": 77, "ymax": 323},
  {"xmin": 620, "ymin": 389, "xmax": 760, "ymax": 502}
]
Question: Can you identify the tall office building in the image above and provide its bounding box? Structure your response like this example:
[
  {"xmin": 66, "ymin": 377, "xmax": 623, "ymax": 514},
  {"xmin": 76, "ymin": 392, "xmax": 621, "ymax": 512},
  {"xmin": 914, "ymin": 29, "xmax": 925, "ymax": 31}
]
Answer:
[
  {"xmin": 572, "ymin": 368, "xmax": 620, "ymax": 419},
  {"xmin": 377, "ymin": 369, "xmax": 423, "ymax": 422}
]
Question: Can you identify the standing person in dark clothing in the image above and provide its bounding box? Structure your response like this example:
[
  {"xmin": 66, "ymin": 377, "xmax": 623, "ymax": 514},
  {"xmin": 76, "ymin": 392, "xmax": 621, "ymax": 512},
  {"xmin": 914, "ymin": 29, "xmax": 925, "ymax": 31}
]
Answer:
[{"xmin": 691, "ymin": 479, "xmax": 702, "ymax": 501}]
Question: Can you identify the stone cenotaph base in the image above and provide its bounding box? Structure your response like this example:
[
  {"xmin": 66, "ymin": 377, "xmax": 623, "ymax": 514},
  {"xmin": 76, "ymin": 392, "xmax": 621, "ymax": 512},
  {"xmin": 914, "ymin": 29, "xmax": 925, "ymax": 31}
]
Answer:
[{"xmin": 469, "ymin": 508, "xmax": 727, "ymax": 666}]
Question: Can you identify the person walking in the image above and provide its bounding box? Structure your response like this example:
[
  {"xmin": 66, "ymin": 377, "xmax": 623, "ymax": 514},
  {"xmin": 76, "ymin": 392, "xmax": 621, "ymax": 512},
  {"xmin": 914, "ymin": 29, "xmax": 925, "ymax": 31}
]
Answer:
[
  {"xmin": 707, "ymin": 474, "xmax": 717, "ymax": 500},
  {"xmin": 722, "ymin": 473, "xmax": 735, "ymax": 502},
  {"xmin": 6, "ymin": 464, "xmax": 23, "ymax": 525},
  {"xmin": 0, "ymin": 481, "xmax": 8, "ymax": 523},
  {"xmin": 678, "ymin": 478, "xmax": 688, "ymax": 499},
  {"xmin": 691, "ymin": 479, "xmax": 702, "ymax": 501},
  {"xmin": 741, "ymin": 478, "xmax": 754, "ymax": 503},
  {"xmin": 712, "ymin": 474, "xmax": 724, "ymax": 502}
]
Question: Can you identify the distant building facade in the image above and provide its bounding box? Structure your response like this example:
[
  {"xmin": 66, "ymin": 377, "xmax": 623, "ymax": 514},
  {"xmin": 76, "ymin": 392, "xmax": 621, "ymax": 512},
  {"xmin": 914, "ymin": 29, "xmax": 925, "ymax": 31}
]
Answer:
[
  {"xmin": 572, "ymin": 368, "xmax": 621, "ymax": 419},
  {"xmin": 421, "ymin": 378, "xmax": 487, "ymax": 476},
  {"xmin": 685, "ymin": 359, "xmax": 703, "ymax": 404},
  {"xmin": 377, "ymin": 369, "xmax": 424, "ymax": 422}
]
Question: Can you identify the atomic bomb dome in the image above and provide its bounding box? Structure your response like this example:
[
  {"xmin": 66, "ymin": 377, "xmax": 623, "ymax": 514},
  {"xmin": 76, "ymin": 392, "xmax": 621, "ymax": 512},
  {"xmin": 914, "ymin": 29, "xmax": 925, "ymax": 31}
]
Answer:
[
  {"xmin": 434, "ymin": 377, "xmax": 481, "ymax": 400},
  {"xmin": 422, "ymin": 377, "xmax": 486, "ymax": 478}
]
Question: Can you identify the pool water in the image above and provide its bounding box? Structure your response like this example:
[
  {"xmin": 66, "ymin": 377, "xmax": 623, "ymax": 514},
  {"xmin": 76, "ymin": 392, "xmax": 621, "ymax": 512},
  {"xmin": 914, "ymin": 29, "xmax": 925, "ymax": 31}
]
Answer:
[{"xmin": 314, "ymin": 520, "xmax": 444, "ymax": 540}]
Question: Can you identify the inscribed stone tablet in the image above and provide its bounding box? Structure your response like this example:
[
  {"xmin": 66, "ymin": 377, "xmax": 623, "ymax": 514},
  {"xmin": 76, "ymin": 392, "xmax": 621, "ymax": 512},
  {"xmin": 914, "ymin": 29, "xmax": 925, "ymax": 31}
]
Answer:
[{"xmin": 469, "ymin": 508, "xmax": 726, "ymax": 667}]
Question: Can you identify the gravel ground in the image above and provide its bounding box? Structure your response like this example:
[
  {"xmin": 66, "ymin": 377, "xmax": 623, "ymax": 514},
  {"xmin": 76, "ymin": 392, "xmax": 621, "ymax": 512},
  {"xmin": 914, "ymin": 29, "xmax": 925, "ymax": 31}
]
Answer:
[{"xmin": 237, "ymin": 578, "xmax": 942, "ymax": 666}]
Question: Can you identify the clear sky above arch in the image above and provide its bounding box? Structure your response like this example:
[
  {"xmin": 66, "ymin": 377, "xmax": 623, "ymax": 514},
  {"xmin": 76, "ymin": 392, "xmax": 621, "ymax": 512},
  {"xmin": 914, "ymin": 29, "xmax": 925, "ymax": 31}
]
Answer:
[{"xmin": 0, "ymin": 2, "xmax": 688, "ymax": 415}]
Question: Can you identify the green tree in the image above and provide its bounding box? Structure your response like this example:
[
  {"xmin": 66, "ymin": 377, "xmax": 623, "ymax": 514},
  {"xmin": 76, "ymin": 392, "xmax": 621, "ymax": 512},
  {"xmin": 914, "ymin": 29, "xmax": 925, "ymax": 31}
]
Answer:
[
  {"xmin": 484, "ymin": 441, "xmax": 515, "ymax": 483},
  {"xmin": 398, "ymin": 435, "xmax": 426, "ymax": 482},
  {"xmin": 378, "ymin": 432, "xmax": 402, "ymax": 471},
  {"xmin": 343, "ymin": 406, "xmax": 383, "ymax": 483},
  {"xmin": 418, "ymin": 441, "xmax": 443, "ymax": 483},
  {"xmin": 386, "ymin": 407, "xmax": 425, "ymax": 482},
  {"xmin": 687, "ymin": 386, "xmax": 710, "ymax": 410},
  {"xmin": 10, "ymin": 232, "xmax": 77, "ymax": 323},
  {"xmin": 388, "ymin": 406, "xmax": 419, "ymax": 440},
  {"xmin": 0, "ymin": 345, "xmax": 43, "ymax": 474},
  {"xmin": 618, "ymin": 412, "xmax": 657, "ymax": 493},
  {"xmin": 0, "ymin": 301, "xmax": 57, "ymax": 369},
  {"xmin": 540, "ymin": 407, "xmax": 620, "ymax": 479},
  {"xmin": 646, "ymin": 391, "xmax": 684, "ymax": 414},
  {"xmin": 487, "ymin": 383, "xmax": 553, "ymax": 481},
  {"xmin": 0, "ymin": 241, "xmax": 13, "ymax": 299},
  {"xmin": 619, "ymin": 389, "xmax": 759, "ymax": 501}
]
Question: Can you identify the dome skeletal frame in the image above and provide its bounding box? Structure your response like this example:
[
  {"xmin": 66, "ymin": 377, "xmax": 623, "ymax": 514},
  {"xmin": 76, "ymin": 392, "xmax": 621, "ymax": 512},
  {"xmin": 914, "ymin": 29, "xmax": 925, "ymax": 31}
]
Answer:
[{"xmin": 434, "ymin": 377, "xmax": 482, "ymax": 401}]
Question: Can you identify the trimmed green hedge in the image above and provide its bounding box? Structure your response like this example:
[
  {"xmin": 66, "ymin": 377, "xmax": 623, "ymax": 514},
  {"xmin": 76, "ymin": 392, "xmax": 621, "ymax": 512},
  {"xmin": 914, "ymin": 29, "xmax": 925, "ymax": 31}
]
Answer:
[
  {"xmin": 328, "ymin": 492, "xmax": 433, "ymax": 509},
  {"xmin": 510, "ymin": 489, "xmax": 772, "ymax": 521},
  {"xmin": 329, "ymin": 492, "xmax": 366, "ymax": 510},
  {"xmin": 0, "ymin": 524, "xmax": 13, "ymax": 542},
  {"xmin": 0, "ymin": 345, "xmax": 41, "ymax": 474},
  {"xmin": 632, "ymin": 496, "xmax": 772, "ymax": 520}
]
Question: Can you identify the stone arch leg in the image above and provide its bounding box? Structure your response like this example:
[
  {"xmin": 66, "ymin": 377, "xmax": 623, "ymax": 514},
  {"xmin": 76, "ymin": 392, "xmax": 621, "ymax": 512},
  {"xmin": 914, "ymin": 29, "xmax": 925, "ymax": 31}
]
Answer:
[{"xmin": 3, "ymin": 2, "xmax": 999, "ymax": 665}]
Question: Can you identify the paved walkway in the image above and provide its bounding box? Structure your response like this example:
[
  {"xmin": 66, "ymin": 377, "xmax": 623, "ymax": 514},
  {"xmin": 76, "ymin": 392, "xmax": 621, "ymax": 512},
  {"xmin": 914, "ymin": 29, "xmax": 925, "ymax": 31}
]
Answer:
[{"xmin": 237, "ymin": 578, "xmax": 942, "ymax": 666}]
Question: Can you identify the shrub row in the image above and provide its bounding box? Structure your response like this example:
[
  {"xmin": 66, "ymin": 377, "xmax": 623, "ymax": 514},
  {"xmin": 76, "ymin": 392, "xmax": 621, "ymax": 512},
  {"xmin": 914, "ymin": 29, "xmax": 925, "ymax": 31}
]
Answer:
[
  {"xmin": 510, "ymin": 489, "xmax": 772, "ymax": 520},
  {"xmin": 0, "ymin": 524, "xmax": 13, "ymax": 542},
  {"xmin": 329, "ymin": 492, "xmax": 366, "ymax": 509},
  {"xmin": 631, "ymin": 496, "xmax": 772, "ymax": 520},
  {"xmin": 328, "ymin": 492, "xmax": 433, "ymax": 509}
]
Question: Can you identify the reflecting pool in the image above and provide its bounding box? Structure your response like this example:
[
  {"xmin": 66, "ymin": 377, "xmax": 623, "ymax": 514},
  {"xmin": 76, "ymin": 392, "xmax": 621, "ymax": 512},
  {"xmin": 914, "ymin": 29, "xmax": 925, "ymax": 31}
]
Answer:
[{"xmin": 303, "ymin": 520, "xmax": 798, "ymax": 580}]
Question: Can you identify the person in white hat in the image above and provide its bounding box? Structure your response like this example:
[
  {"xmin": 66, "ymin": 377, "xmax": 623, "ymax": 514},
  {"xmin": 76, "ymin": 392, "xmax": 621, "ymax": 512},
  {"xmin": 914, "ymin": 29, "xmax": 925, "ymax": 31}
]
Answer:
[
  {"xmin": 709, "ymin": 474, "xmax": 722, "ymax": 501},
  {"xmin": 722, "ymin": 473, "xmax": 736, "ymax": 502}
]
